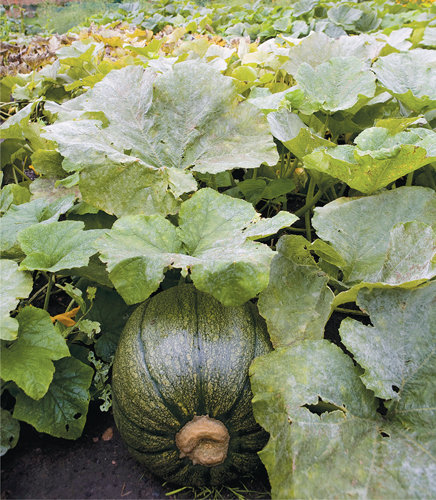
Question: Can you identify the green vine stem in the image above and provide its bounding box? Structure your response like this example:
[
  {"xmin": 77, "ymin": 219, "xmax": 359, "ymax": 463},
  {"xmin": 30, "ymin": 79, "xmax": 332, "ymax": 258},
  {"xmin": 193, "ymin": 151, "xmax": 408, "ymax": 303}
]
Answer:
[
  {"xmin": 286, "ymin": 156, "xmax": 299, "ymax": 178},
  {"xmin": 283, "ymin": 153, "xmax": 293, "ymax": 177},
  {"xmin": 43, "ymin": 274, "xmax": 55, "ymax": 311},
  {"xmin": 27, "ymin": 282, "xmax": 49, "ymax": 305},
  {"xmin": 424, "ymin": 166, "xmax": 436, "ymax": 190},
  {"xmin": 279, "ymin": 151, "xmax": 285, "ymax": 177},
  {"xmin": 12, "ymin": 164, "xmax": 30, "ymax": 182},
  {"xmin": 294, "ymin": 180, "xmax": 323, "ymax": 218},
  {"xmin": 405, "ymin": 171, "xmax": 414, "ymax": 187},
  {"xmin": 287, "ymin": 226, "xmax": 309, "ymax": 233},
  {"xmin": 303, "ymin": 177, "xmax": 316, "ymax": 242},
  {"xmin": 334, "ymin": 307, "xmax": 368, "ymax": 317},
  {"xmin": 11, "ymin": 165, "xmax": 18, "ymax": 184}
]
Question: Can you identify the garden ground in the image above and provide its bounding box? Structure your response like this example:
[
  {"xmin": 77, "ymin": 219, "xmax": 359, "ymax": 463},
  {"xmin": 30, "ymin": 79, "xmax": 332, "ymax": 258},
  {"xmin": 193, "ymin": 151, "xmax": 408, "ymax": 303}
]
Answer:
[{"xmin": 1, "ymin": 403, "xmax": 170, "ymax": 499}]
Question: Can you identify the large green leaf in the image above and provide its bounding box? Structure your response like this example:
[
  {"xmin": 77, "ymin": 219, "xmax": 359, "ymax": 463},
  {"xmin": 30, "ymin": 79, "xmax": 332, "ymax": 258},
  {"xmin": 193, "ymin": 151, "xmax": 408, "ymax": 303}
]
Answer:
[
  {"xmin": 0, "ymin": 409, "xmax": 20, "ymax": 456},
  {"xmin": 97, "ymin": 188, "xmax": 296, "ymax": 306},
  {"xmin": 312, "ymin": 187, "xmax": 436, "ymax": 285},
  {"xmin": 421, "ymin": 27, "xmax": 436, "ymax": 48},
  {"xmin": 281, "ymin": 32, "xmax": 382, "ymax": 76},
  {"xmin": 13, "ymin": 356, "xmax": 93, "ymax": 439},
  {"xmin": 294, "ymin": 57, "xmax": 376, "ymax": 113},
  {"xmin": 372, "ymin": 49, "xmax": 436, "ymax": 113},
  {"xmin": 303, "ymin": 127, "xmax": 436, "ymax": 193},
  {"xmin": 268, "ymin": 109, "xmax": 333, "ymax": 160},
  {"xmin": 0, "ymin": 102, "xmax": 36, "ymax": 140},
  {"xmin": 258, "ymin": 236, "xmax": 334, "ymax": 347},
  {"xmin": 331, "ymin": 220, "xmax": 436, "ymax": 307},
  {"xmin": 340, "ymin": 284, "xmax": 436, "ymax": 402},
  {"xmin": 44, "ymin": 62, "xmax": 278, "ymax": 216},
  {"xmin": 243, "ymin": 210, "xmax": 298, "ymax": 240},
  {"xmin": 0, "ymin": 184, "xmax": 30, "ymax": 214},
  {"xmin": 18, "ymin": 220, "xmax": 105, "ymax": 273},
  {"xmin": 0, "ymin": 196, "xmax": 75, "ymax": 257},
  {"xmin": 0, "ymin": 260, "xmax": 33, "ymax": 341},
  {"xmin": 1, "ymin": 307, "xmax": 70, "ymax": 400},
  {"xmin": 250, "ymin": 339, "xmax": 436, "ymax": 499},
  {"xmin": 97, "ymin": 214, "xmax": 186, "ymax": 305}
]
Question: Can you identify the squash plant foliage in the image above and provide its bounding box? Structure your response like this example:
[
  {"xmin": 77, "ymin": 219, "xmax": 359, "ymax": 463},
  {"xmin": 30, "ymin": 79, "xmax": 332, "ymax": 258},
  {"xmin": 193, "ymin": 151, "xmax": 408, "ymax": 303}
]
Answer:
[{"xmin": 1, "ymin": 0, "xmax": 436, "ymax": 496}]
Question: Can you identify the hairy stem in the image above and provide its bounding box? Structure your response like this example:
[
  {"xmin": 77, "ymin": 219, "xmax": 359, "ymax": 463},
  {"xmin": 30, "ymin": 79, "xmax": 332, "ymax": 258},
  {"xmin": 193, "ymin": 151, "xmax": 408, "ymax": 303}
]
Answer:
[
  {"xmin": 334, "ymin": 307, "xmax": 368, "ymax": 317},
  {"xmin": 43, "ymin": 274, "xmax": 55, "ymax": 311}
]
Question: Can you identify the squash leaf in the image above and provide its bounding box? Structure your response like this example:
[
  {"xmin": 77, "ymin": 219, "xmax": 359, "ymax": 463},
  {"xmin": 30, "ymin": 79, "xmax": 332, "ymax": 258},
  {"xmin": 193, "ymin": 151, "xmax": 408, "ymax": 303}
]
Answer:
[
  {"xmin": 0, "ymin": 196, "xmax": 75, "ymax": 257},
  {"xmin": 258, "ymin": 235, "xmax": 334, "ymax": 347},
  {"xmin": 250, "ymin": 331, "xmax": 436, "ymax": 498},
  {"xmin": 88, "ymin": 288, "xmax": 133, "ymax": 362},
  {"xmin": 340, "ymin": 284, "xmax": 436, "ymax": 402},
  {"xmin": 372, "ymin": 49, "xmax": 436, "ymax": 113},
  {"xmin": 268, "ymin": 108, "xmax": 334, "ymax": 160},
  {"xmin": 97, "ymin": 188, "xmax": 297, "ymax": 306},
  {"xmin": 281, "ymin": 32, "xmax": 382, "ymax": 76},
  {"xmin": 303, "ymin": 128, "xmax": 436, "ymax": 194},
  {"xmin": 294, "ymin": 57, "xmax": 376, "ymax": 113},
  {"xmin": 312, "ymin": 187, "xmax": 436, "ymax": 286},
  {"xmin": 18, "ymin": 220, "xmax": 105, "ymax": 273},
  {"xmin": 44, "ymin": 61, "xmax": 278, "ymax": 217},
  {"xmin": 13, "ymin": 357, "xmax": 94, "ymax": 440},
  {"xmin": 0, "ymin": 102, "xmax": 36, "ymax": 140},
  {"xmin": 0, "ymin": 260, "xmax": 33, "ymax": 341},
  {"xmin": 0, "ymin": 184, "xmax": 30, "ymax": 214},
  {"xmin": 0, "ymin": 409, "xmax": 20, "ymax": 456},
  {"xmin": 1, "ymin": 307, "xmax": 70, "ymax": 400}
]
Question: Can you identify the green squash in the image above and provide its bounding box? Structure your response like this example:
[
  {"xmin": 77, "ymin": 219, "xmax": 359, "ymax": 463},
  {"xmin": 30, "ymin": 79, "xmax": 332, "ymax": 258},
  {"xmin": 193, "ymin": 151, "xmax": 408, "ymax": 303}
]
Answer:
[{"xmin": 112, "ymin": 284, "xmax": 272, "ymax": 486}]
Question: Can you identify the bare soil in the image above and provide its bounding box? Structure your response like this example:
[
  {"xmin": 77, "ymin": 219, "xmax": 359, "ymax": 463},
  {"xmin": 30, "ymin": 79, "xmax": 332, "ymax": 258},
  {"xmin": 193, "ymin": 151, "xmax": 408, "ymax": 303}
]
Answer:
[
  {"xmin": 1, "ymin": 403, "xmax": 270, "ymax": 500},
  {"xmin": 1, "ymin": 404, "xmax": 170, "ymax": 499}
]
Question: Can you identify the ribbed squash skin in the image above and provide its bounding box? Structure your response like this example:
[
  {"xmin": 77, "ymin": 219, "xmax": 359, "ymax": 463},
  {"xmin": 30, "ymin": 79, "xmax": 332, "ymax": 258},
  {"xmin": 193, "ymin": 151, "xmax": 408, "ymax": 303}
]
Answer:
[{"xmin": 112, "ymin": 284, "xmax": 272, "ymax": 486}]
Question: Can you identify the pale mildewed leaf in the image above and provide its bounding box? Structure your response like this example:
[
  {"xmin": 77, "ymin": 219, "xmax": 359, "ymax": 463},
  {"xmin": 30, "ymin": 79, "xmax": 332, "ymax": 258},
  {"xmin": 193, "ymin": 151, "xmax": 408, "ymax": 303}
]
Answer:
[
  {"xmin": 0, "ymin": 260, "xmax": 32, "ymax": 341},
  {"xmin": 312, "ymin": 187, "xmax": 436, "ymax": 285},
  {"xmin": 0, "ymin": 196, "xmax": 74, "ymax": 257},
  {"xmin": 281, "ymin": 31, "xmax": 383, "ymax": 76},
  {"xmin": 340, "ymin": 284, "xmax": 436, "ymax": 402},
  {"xmin": 44, "ymin": 62, "xmax": 278, "ymax": 216},
  {"xmin": 250, "ymin": 338, "xmax": 436, "ymax": 499},
  {"xmin": 303, "ymin": 128, "xmax": 436, "ymax": 194},
  {"xmin": 295, "ymin": 57, "xmax": 376, "ymax": 113},
  {"xmin": 372, "ymin": 49, "xmax": 436, "ymax": 112},
  {"xmin": 258, "ymin": 236, "xmax": 334, "ymax": 347}
]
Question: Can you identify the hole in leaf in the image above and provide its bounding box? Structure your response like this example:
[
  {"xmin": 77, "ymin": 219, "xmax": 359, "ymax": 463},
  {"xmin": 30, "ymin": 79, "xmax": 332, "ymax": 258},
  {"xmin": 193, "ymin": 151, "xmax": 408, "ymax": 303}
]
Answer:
[
  {"xmin": 376, "ymin": 400, "xmax": 388, "ymax": 416},
  {"xmin": 392, "ymin": 385, "xmax": 400, "ymax": 393},
  {"xmin": 380, "ymin": 431, "xmax": 390, "ymax": 438},
  {"xmin": 65, "ymin": 424, "xmax": 70, "ymax": 432},
  {"xmin": 232, "ymin": 168, "xmax": 245, "ymax": 181},
  {"xmin": 302, "ymin": 397, "xmax": 345, "ymax": 416},
  {"xmin": 73, "ymin": 413, "xmax": 82, "ymax": 420}
]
